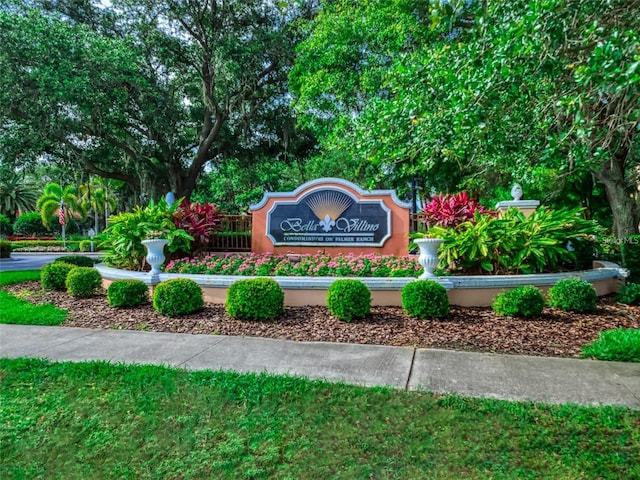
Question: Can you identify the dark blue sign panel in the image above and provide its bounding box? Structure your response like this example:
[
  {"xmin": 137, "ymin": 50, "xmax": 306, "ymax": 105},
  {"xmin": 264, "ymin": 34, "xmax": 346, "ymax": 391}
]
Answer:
[{"xmin": 267, "ymin": 188, "xmax": 391, "ymax": 246}]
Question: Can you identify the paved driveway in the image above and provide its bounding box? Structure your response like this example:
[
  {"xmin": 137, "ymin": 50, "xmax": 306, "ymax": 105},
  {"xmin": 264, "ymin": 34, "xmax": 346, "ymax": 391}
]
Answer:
[{"xmin": 0, "ymin": 253, "xmax": 103, "ymax": 272}]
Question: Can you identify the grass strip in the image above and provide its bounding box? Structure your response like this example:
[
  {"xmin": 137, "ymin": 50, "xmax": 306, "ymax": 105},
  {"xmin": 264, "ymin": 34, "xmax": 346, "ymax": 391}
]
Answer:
[
  {"xmin": 0, "ymin": 270, "xmax": 41, "ymax": 286},
  {"xmin": 1, "ymin": 358, "xmax": 638, "ymax": 480},
  {"xmin": 0, "ymin": 291, "xmax": 67, "ymax": 325}
]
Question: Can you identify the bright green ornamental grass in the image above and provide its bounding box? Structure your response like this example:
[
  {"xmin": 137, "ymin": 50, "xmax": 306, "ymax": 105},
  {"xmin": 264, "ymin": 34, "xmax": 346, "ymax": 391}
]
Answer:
[
  {"xmin": 582, "ymin": 329, "xmax": 640, "ymax": 363},
  {"xmin": 1, "ymin": 359, "xmax": 639, "ymax": 480}
]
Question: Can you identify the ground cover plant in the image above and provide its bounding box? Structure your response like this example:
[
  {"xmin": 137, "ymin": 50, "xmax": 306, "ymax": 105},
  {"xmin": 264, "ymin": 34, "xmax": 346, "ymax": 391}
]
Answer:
[
  {"xmin": 1, "ymin": 358, "xmax": 638, "ymax": 480},
  {"xmin": 582, "ymin": 329, "xmax": 640, "ymax": 363},
  {"xmin": 165, "ymin": 251, "xmax": 423, "ymax": 277}
]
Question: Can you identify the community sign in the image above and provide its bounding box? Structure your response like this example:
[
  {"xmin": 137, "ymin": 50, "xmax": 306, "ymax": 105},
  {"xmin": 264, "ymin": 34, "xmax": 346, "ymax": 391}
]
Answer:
[{"xmin": 250, "ymin": 178, "xmax": 411, "ymax": 255}]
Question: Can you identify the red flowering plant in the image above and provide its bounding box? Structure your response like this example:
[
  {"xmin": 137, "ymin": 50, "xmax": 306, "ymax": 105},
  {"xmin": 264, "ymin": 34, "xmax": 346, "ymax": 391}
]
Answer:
[
  {"xmin": 421, "ymin": 192, "xmax": 495, "ymax": 229},
  {"xmin": 172, "ymin": 200, "xmax": 222, "ymax": 255}
]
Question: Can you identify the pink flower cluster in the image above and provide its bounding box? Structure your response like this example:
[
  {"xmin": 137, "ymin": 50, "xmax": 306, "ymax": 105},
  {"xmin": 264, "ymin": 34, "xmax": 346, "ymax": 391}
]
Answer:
[{"xmin": 165, "ymin": 251, "xmax": 422, "ymax": 278}]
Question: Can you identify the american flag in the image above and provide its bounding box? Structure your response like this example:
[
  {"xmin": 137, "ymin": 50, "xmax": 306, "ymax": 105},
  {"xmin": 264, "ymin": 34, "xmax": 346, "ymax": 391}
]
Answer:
[{"xmin": 58, "ymin": 204, "xmax": 65, "ymax": 226}]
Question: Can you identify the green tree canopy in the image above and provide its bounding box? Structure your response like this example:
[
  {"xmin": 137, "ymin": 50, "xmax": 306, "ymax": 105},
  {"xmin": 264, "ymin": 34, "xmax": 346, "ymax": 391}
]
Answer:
[
  {"xmin": 291, "ymin": 0, "xmax": 640, "ymax": 236},
  {"xmin": 1, "ymin": 1, "xmax": 316, "ymax": 203}
]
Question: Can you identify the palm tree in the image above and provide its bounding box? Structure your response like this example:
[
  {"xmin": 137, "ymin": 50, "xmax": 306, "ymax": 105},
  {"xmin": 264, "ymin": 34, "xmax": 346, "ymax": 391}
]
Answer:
[
  {"xmin": 36, "ymin": 183, "xmax": 86, "ymax": 230},
  {"xmin": 0, "ymin": 171, "xmax": 38, "ymax": 220},
  {"xmin": 79, "ymin": 177, "xmax": 117, "ymax": 233}
]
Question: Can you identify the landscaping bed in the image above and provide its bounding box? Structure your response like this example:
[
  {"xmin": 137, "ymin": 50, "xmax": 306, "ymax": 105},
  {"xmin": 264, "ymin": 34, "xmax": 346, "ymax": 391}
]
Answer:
[{"xmin": 4, "ymin": 280, "xmax": 639, "ymax": 358}]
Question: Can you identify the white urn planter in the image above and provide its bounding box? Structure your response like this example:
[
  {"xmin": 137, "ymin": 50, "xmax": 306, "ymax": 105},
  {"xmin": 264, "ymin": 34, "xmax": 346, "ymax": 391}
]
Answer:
[
  {"xmin": 141, "ymin": 239, "xmax": 169, "ymax": 276},
  {"xmin": 414, "ymin": 238, "xmax": 443, "ymax": 279}
]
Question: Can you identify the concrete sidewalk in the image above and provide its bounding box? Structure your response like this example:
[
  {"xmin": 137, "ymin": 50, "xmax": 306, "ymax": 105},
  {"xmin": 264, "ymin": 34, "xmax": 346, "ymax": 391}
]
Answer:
[{"xmin": 1, "ymin": 324, "xmax": 638, "ymax": 409}]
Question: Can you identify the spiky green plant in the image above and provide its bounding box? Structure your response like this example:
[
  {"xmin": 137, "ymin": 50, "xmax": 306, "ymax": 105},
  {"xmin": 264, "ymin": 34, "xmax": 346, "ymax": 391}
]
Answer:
[{"xmin": 0, "ymin": 171, "xmax": 38, "ymax": 219}]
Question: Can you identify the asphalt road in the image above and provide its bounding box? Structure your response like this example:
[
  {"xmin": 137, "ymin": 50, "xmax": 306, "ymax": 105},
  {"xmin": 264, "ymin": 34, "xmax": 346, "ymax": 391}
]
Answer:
[{"xmin": 0, "ymin": 253, "xmax": 103, "ymax": 272}]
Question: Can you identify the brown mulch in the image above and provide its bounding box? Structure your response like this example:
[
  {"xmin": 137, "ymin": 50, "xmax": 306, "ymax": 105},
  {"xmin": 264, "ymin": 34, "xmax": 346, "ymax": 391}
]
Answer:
[{"xmin": 5, "ymin": 281, "xmax": 640, "ymax": 359}]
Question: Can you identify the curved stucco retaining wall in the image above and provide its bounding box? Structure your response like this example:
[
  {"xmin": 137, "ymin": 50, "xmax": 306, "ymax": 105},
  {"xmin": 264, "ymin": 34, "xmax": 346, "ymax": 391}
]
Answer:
[{"xmin": 96, "ymin": 261, "xmax": 628, "ymax": 307}]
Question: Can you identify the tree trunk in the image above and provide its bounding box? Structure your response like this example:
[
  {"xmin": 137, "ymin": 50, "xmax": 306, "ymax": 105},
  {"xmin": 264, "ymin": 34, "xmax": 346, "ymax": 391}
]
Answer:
[{"xmin": 596, "ymin": 153, "xmax": 639, "ymax": 238}]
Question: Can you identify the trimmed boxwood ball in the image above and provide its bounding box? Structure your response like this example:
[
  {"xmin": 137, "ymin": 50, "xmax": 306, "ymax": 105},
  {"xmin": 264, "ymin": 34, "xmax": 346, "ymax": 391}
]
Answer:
[
  {"xmin": 326, "ymin": 279, "xmax": 371, "ymax": 322},
  {"xmin": 492, "ymin": 285, "xmax": 545, "ymax": 317},
  {"xmin": 226, "ymin": 277, "xmax": 284, "ymax": 320},
  {"xmin": 107, "ymin": 279, "xmax": 149, "ymax": 307},
  {"xmin": 54, "ymin": 255, "xmax": 95, "ymax": 267},
  {"xmin": 401, "ymin": 280, "xmax": 449, "ymax": 319},
  {"xmin": 548, "ymin": 278, "xmax": 597, "ymax": 313},
  {"xmin": 153, "ymin": 278, "xmax": 204, "ymax": 317},
  {"xmin": 41, "ymin": 262, "xmax": 76, "ymax": 291},
  {"xmin": 66, "ymin": 267, "xmax": 102, "ymax": 298},
  {"xmin": 616, "ymin": 283, "xmax": 640, "ymax": 306}
]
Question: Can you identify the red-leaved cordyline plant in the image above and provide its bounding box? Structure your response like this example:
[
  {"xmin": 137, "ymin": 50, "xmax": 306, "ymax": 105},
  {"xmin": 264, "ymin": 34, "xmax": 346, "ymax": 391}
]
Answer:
[
  {"xmin": 173, "ymin": 200, "xmax": 222, "ymax": 254},
  {"xmin": 422, "ymin": 192, "xmax": 495, "ymax": 229}
]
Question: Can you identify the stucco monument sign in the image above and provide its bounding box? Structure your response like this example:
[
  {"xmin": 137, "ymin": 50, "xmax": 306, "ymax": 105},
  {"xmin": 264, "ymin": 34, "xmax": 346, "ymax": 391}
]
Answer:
[{"xmin": 250, "ymin": 178, "xmax": 411, "ymax": 256}]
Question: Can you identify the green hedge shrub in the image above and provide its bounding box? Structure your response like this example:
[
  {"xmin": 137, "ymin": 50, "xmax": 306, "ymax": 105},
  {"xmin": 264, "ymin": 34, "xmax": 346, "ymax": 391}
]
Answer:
[
  {"xmin": 326, "ymin": 279, "xmax": 371, "ymax": 322},
  {"xmin": 582, "ymin": 329, "xmax": 640, "ymax": 362},
  {"xmin": 153, "ymin": 278, "xmax": 203, "ymax": 317},
  {"xmin": 13, "ymin": 212, "xmax": 49, "ymax": 236},
  {"xmin": 65, "ymin": 267, "xmax": 102, "ymax": 298},
  {"xmin": 226, "ymin": 277, "xmax": 284, "ymax": 320},
  {"xmin": 548, "ymin": 278, "xmax": 597, "ymax": 313},
  {"xmin": 492, "ymin": 285, "xmax": 545, "ymax": 317},
  {"xmin": 41, "ymin": 262, "xmax": 76, "ymax": 291},
  {"xmin": 79, "ymin": 240, "xmax": 92, "ymax": 252},
  {"xmin": 10, "ymin": 240, "xmax": 81, "ymax": 251},
  {"xmin": 13, "ymin": 212, "xmax": 79, "ymax": 236},
  {"xmin": 0, "ymin": 240, "xmax": 11, "ymax": 258},
  {"xmin": 401, "ymin": 280, "xmax": 449, "ymax": 319},
  {"xmin": 621, "ymin": 235, "xmax": 640, "ymax": 283},
  {"xmin": 0, "ymin": 214, "xmax": 13, "ymax": 236},
  {"xmin": 107, "ymin": 279, "xmax": 149, "ymax": 307},
  {"xmin": 616, "ymin": 283, "xmax": 640, "ymax": 306},
  {"xmin": 54, "ymin": 255, "xmax": 95, "ymax": 268}
]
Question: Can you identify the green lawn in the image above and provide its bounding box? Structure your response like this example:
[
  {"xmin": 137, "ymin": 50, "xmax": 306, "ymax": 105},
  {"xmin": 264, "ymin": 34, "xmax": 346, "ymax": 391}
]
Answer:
[
  {"xmin": 1, "ymin": 359, "xmax": 638, "ymax": 480},
  {"xmin": 0, "ymin": 270, "xmax": 41, "ymax": 286},
  {"xmin": 0, "ymin": 270, "xmax": 67, "ymax": 325}
]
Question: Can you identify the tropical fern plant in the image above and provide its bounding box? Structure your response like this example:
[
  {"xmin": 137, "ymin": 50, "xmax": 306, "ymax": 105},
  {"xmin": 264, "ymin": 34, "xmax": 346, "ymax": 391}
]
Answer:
[{"xmin": 36, "ymin": 183, "xmax": 86, "ymax": 230}]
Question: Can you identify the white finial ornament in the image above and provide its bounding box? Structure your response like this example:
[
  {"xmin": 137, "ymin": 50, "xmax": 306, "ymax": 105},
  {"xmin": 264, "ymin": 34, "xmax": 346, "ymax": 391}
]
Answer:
[{"xmin": 511, "ymin": 183, "xmax": 523, "ymax": 201}]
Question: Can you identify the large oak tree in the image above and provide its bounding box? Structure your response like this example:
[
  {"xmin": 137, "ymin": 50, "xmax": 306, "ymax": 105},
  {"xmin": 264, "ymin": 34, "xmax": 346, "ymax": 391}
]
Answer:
[{"xmin": 1, "ymin": 0, "xmax": 315, "ymax": 201}]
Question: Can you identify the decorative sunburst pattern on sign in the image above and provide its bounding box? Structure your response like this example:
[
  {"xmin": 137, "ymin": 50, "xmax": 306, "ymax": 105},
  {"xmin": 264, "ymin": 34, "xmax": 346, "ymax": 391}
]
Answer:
[{"xmin": 306, "ymin": 191, "xmax": 352, "ymax": 232}]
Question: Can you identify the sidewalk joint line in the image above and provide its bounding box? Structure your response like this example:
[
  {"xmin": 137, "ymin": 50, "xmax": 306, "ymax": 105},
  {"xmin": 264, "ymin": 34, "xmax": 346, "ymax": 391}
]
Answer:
[
  {"xmin": 176, "ymin": 336, "xmax": 230, "ymax": 368},
  {"xmin": 405, "ymin": 348, "xmax": 417, "ymax": 391}
]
